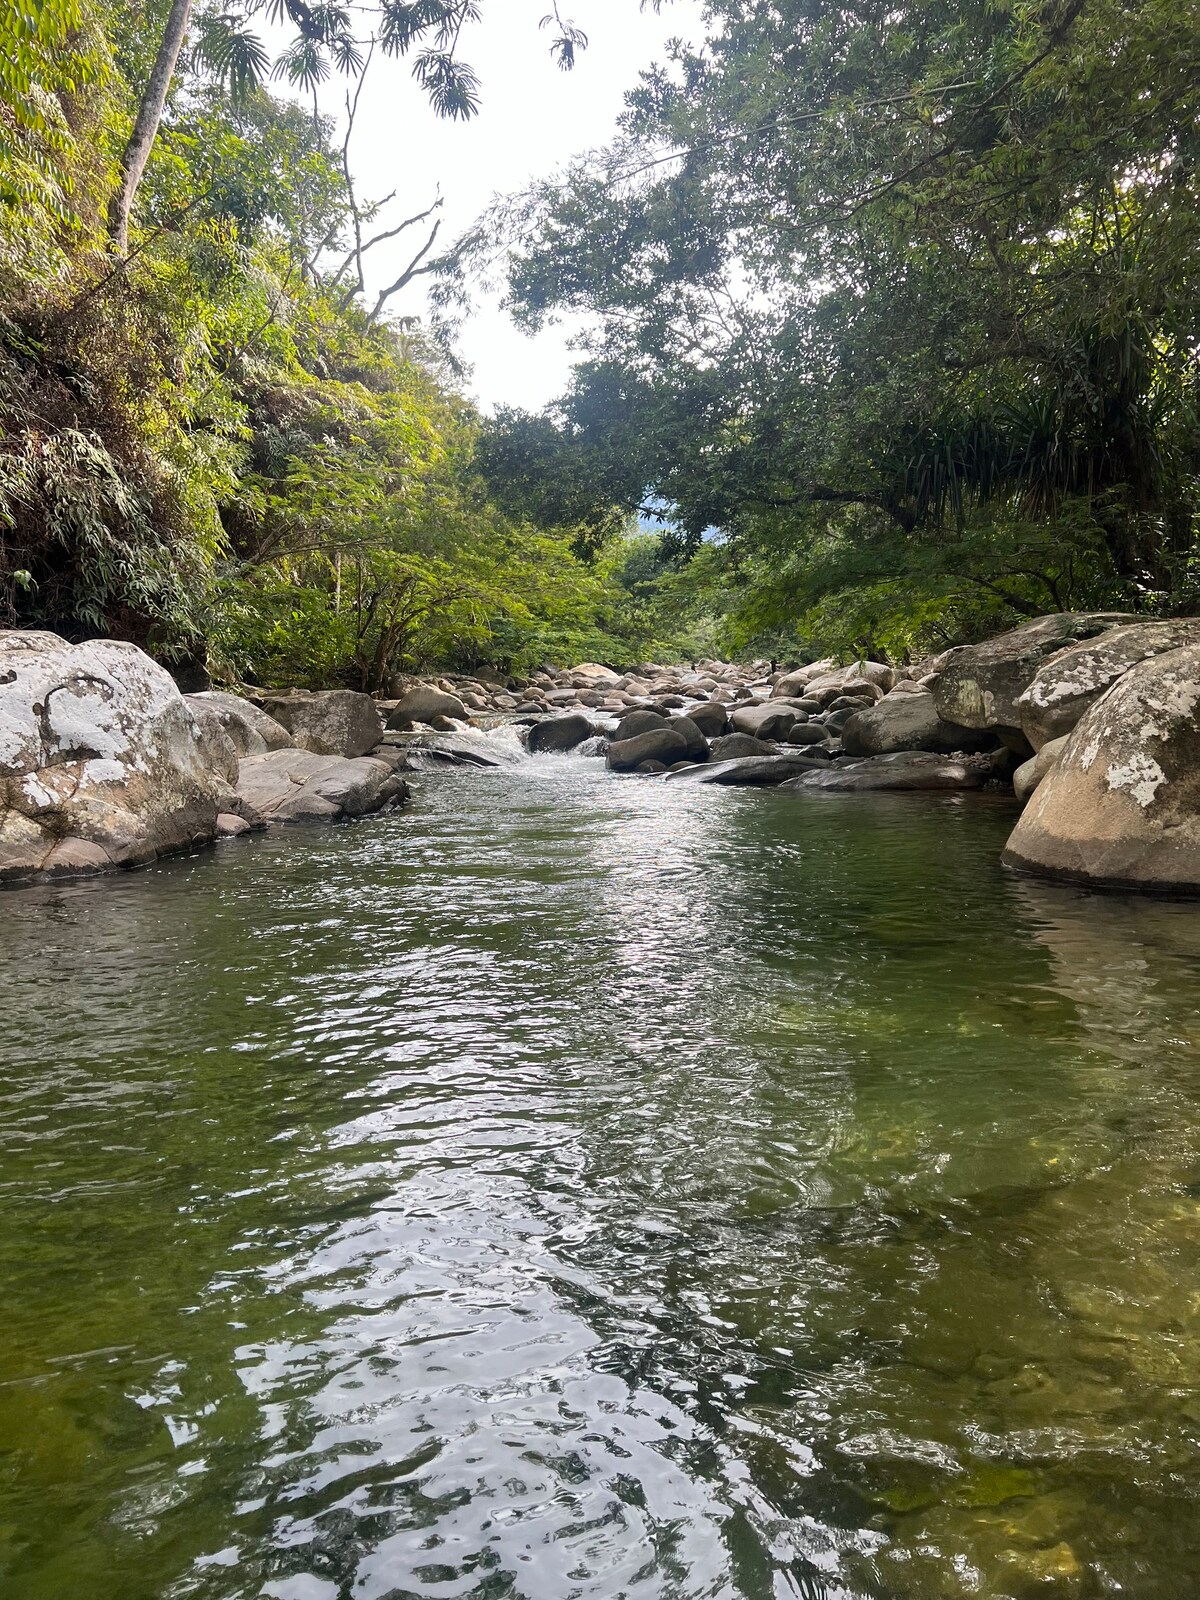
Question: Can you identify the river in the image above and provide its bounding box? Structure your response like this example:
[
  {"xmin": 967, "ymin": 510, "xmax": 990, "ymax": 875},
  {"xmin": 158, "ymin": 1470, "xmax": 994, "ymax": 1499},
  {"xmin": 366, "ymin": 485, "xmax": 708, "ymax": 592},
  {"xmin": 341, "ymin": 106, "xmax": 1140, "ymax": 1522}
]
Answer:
[{"xmin": 2, "ymin": 753, "xmax": 1199, "ymax": 1599}]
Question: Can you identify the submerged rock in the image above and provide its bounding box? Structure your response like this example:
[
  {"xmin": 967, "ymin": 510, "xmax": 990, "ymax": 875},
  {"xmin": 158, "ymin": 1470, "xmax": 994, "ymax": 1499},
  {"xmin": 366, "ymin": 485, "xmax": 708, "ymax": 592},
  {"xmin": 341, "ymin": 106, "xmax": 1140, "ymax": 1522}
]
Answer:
[
  {"xmin": 574, "ymin": 735, "xmax": 610, "ymax": 758},
  {"xmin": 0, "ymin": 631, "xmax": 228, "ymax": 881},
  {"xmin": 1002, "ymin": 643, "xmax": 1200, "ymax": 891},
  {"xmin": 384, "ymin": 730, "xmax": 515, "ymax": 767}
]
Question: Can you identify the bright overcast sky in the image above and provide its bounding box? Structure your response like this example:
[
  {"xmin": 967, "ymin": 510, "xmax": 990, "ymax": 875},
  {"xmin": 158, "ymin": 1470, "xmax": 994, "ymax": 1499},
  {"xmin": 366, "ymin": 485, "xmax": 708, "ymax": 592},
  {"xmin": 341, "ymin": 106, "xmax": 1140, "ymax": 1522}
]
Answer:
[{"xmin": 305, "ymin": 0, "xmax": 707, "ymax": 412}]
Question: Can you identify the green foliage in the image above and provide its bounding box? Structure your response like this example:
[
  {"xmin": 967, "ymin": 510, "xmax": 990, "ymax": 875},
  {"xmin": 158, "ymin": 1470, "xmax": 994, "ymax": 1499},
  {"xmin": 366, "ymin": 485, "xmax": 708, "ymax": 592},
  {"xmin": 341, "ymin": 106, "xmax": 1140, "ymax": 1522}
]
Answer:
[
  {"xmin": 0, "ymin": 7, "xmax": 671, "ymax": 681},
  {"xmin": 482, "ymin": 0, "xmax": 1200, "ymax": 656},
  {"xmin": 0, "ymin": 0, "xmax": 108, "ymax": 288},
  {"xmin": 192, "ymin": 0, "xmax": 588, "ymax": 118}
]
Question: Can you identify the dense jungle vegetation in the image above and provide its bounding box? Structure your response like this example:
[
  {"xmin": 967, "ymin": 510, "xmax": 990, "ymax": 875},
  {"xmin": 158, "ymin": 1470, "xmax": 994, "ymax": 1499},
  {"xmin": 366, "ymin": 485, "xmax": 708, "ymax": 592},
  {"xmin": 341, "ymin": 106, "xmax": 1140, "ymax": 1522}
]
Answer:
[
  {"xmin": 477, "ymin": 0, "xmax": 1200, "ymax": 660},
  {"xmin": 4, "ymin": 0, "xmax": 1200, "ymax": 681},
  {"xmin": 0, "ymin": 0, "xmax": 710, "ymax": 686}
]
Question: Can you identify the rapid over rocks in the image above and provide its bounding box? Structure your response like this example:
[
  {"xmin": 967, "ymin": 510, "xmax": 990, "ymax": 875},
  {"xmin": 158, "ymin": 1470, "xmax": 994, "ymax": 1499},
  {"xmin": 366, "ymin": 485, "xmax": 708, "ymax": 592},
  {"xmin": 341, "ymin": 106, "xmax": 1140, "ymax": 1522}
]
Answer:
[{"xmin": 3, "ymin": 611, "xmax": 1198, "ymax": 893}]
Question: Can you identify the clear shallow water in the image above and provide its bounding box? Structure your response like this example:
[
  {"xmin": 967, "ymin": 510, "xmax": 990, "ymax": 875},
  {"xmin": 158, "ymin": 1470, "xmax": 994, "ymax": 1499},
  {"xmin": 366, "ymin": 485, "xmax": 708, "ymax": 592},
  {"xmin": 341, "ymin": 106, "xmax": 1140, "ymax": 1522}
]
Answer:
[{"xmin": 1, "ymin": 757, "xmax": 1199, "ymax": 1600}]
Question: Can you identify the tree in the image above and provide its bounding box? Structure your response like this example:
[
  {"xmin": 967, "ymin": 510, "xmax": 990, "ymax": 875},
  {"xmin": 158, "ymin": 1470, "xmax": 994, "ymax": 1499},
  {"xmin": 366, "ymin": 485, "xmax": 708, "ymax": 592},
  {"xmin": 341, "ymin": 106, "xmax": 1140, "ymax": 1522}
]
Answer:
[
  {"xmin": 475, "ymin": 0, "xmax": 1200, "ymax": 646},
  {"xmin": 110, "ymin": 0, "xmax": 592, "ymax": 255}
]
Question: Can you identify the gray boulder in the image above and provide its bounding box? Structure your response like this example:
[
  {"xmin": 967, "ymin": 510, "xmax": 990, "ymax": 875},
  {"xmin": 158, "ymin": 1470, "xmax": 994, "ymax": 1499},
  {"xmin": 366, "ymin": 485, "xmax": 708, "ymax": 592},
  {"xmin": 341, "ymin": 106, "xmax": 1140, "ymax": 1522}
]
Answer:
[
  {"xmin": 188, "ymin": 710, "xmax": 240, "ymax": 787},
  {"xmin": 666, "ymin": 714, "xmax": 709, "ymax": 761},
  {"xmin": 235, "ymin": 749, "xmax": 408, "ymax": 823},
  {"xmin": 1013, "ymin": 735, "xmax": 1069, "ymax": 804},
  {"xmin": 1001, "ymin": 643, "xmax": 1200, "ymax": 891},
  {"xmin": 259, "ymin": 689, "xmax": 384, "ymax": 758},
  {"xmin": 606, "ymin": 728, "xmax": 688, "ymax": 771},
  {"xmin": 1015, "ymin": 617, "xmax": 1200, "ymax": 749},
  {"xmin": 526, "ymin": 712, "xmax": 595, "ymax": 754},
  {"xmin": 188, "ymin": 690, "xmax": 293, "ymax": 754},
  {"xmin": 780, "ymin": 750, "xmax": 999, "ymax": 793},
  {"xmin": 667, "ymin": 753, "xmax": 832, "ymax": 786},
  {"xmin": 710, "ymin": 732, "xmax": 777, "ymax": 760},
  {"xmin": 841, "ymin": 688, "xmax": 995, "ymax": 757},
  {"xmin": 387, "ymin": 684, "xmax": 469, "ymax": 726},
  {"xmin": 614, "ymin": 708, "xmax": 669, "ymax": 742},
  {"xmin": 793, "ymin": 663, "xmax": 893, "ymax": 701},
  {"xmin": 771, "ymin": 659, "xmax": 838, "ymax": 697},
  {"xmin": 1, "ymin": 631, "xmax": 228, "ymax": 881},
  {"xmin": 730, "ymin": 701, "xmax": 798, "ymax": 740},
  {"xmin": 786, "ymin": 723, "xmax": 829, "ymax": 746},
  {"xmin": 384, "ymin": 730, "xmax": 515, "ymax": 768},
  {"xmin": 687, "ymin": 699, "xmax": 730, "ymax": 738},
  {"xmin": 929, "ymin": 612, "xmax": 1135, "ymax": 733}
]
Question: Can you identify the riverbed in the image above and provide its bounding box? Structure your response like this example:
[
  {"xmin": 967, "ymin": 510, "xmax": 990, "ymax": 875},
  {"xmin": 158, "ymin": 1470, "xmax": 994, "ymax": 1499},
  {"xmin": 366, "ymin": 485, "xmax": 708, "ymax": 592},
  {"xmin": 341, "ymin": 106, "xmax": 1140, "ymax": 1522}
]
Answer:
[{"xmin": 2, "ymin": 755, "xmax": 1199, "ymax": 1599}]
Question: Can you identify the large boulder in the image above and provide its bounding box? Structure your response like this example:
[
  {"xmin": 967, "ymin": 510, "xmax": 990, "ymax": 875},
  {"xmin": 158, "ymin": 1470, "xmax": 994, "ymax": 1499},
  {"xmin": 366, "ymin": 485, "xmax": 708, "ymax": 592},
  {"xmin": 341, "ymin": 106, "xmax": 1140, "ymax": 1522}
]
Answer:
[
  {"xmin": 570, "ymin": 662, "xmax": 622, "ymax": 687},
  {"xmin": 771, "ymin": 658, "xmax": 838, "ymax": 697},
  {"xmin": 606, "ymin": 727, "xmax": 688, "ymax": 771},
  {"xmin": 387, "ymin": 684, "xmax": 469, "ymax": 727},
  {"xmin": 0, "ymin": 631, "xmax": 227, "ymax": 881},
  {"xmin": 614, "ymin": 709, "xmax": 669, "ymax": 742},
  {"xmin": 1015, "ymin": 618, "xmax": 1200, "ymax": 750},
  {"xmin": 526, "ymin": 713, "xmax": 595, "ymax": 754},
  {"xmin": 666, "ymin": 714, "xmax": 709, "ymax": 762},
  {"xmin": 187, "ymin": 690, "xmax": 293, "ymax": 755},
  {"xmin": 780, "ymin": 750, "xmax": 999, "ymax": 793},
  {"xmin": 710, "ymin": 732, "xmax": 777, "ymax": 760},
  {"xmin": 1013, "ymin": 735, "xmax": 1069, "ymax": 804},
  {"xmin": 776, "ymin": 661, "xmax": 893, "ymax": 700},
  {"xmin": 187, "ymin": 712, "xmax": 240, "ymax": 787},
  {"xmin": 1001, "ymin": 644, "xmax": 1200, "ymax": 891},
  {"xmin": 235, "ymin": 749, "xmax": 409, "ymax": 823},
  {"xmin": 929, "ymin": 612, "xmax": 1135, "ymax": 733},
  {"xmin": 687, "ymin": 699, "xmax": 730, "ymax": 738},
  {"xmin": 841, "ymin": 688, "xmax": 995, "ymax": 757},
  {"xmin": 730, "ymin": 701, "xmax": 798, "ymax": 740},
  {"xmin": 259, "ymin": 690, "xmax": 384, "ymax": 758}
]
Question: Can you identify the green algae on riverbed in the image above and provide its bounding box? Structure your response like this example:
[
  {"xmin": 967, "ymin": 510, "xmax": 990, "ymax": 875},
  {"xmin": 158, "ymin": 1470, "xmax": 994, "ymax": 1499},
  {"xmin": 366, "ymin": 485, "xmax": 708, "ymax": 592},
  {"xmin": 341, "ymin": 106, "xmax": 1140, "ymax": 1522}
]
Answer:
[{"xmin": 0, "ymin": 762, "xmax": 1198, "ymax": 1599}]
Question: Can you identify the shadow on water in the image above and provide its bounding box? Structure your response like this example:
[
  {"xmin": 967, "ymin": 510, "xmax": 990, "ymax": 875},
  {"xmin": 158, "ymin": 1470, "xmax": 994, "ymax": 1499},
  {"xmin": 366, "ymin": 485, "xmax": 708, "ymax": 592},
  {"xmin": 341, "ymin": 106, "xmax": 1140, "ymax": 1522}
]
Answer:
[{"xmin": 0, "ymin": 764, "xmax": 1198, "ymax": 1598}]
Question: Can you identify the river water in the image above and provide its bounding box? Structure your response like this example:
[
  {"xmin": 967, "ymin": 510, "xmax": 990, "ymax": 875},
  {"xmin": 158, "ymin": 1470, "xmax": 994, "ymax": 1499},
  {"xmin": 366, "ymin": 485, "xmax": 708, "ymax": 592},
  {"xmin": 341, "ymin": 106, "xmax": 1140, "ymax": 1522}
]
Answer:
[{"xmin": 2, "ymin": 753, "xmax": 1199, "ymax": 1600}]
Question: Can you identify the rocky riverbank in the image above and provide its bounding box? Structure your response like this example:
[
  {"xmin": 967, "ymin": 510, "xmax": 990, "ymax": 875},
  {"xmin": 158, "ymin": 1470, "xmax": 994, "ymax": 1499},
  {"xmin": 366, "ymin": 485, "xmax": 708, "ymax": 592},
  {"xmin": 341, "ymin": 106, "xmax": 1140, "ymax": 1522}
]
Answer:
[{"xmin": 2, "ymin": 613, "xmax": 1199, "ymax": 891}]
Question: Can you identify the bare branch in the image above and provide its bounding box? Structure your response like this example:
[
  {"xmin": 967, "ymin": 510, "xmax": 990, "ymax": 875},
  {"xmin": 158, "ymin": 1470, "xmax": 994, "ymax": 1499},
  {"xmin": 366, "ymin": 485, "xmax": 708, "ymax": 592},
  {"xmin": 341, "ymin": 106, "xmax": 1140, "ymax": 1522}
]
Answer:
[{"xmin": 369, "ymin": 218, "xmax": 445, "ymax": 322}]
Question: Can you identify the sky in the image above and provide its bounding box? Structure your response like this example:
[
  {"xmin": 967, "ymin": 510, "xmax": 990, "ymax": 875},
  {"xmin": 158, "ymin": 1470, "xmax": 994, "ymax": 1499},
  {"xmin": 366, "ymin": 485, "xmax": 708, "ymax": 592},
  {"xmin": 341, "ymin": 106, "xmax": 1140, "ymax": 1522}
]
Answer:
[{"xmin": 304, "ymin": 0, "xmax": 706, "ymax": 413}]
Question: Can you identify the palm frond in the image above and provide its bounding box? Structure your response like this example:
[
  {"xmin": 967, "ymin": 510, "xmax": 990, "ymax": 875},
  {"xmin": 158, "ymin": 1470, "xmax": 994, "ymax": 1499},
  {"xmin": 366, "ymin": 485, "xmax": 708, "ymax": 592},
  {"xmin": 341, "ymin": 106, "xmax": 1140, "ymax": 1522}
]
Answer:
[{"xmin": 412, "ymin": 48, "xmax": 480, "ymax": 120}]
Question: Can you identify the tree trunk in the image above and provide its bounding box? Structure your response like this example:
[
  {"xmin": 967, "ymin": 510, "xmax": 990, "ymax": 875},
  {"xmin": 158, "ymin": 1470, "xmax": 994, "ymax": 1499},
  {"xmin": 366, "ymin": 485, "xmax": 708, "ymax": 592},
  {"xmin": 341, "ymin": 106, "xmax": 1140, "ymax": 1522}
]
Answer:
[{"xmin": 109, "ymin": 0, "xmax": 194, "ymax": 254}]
